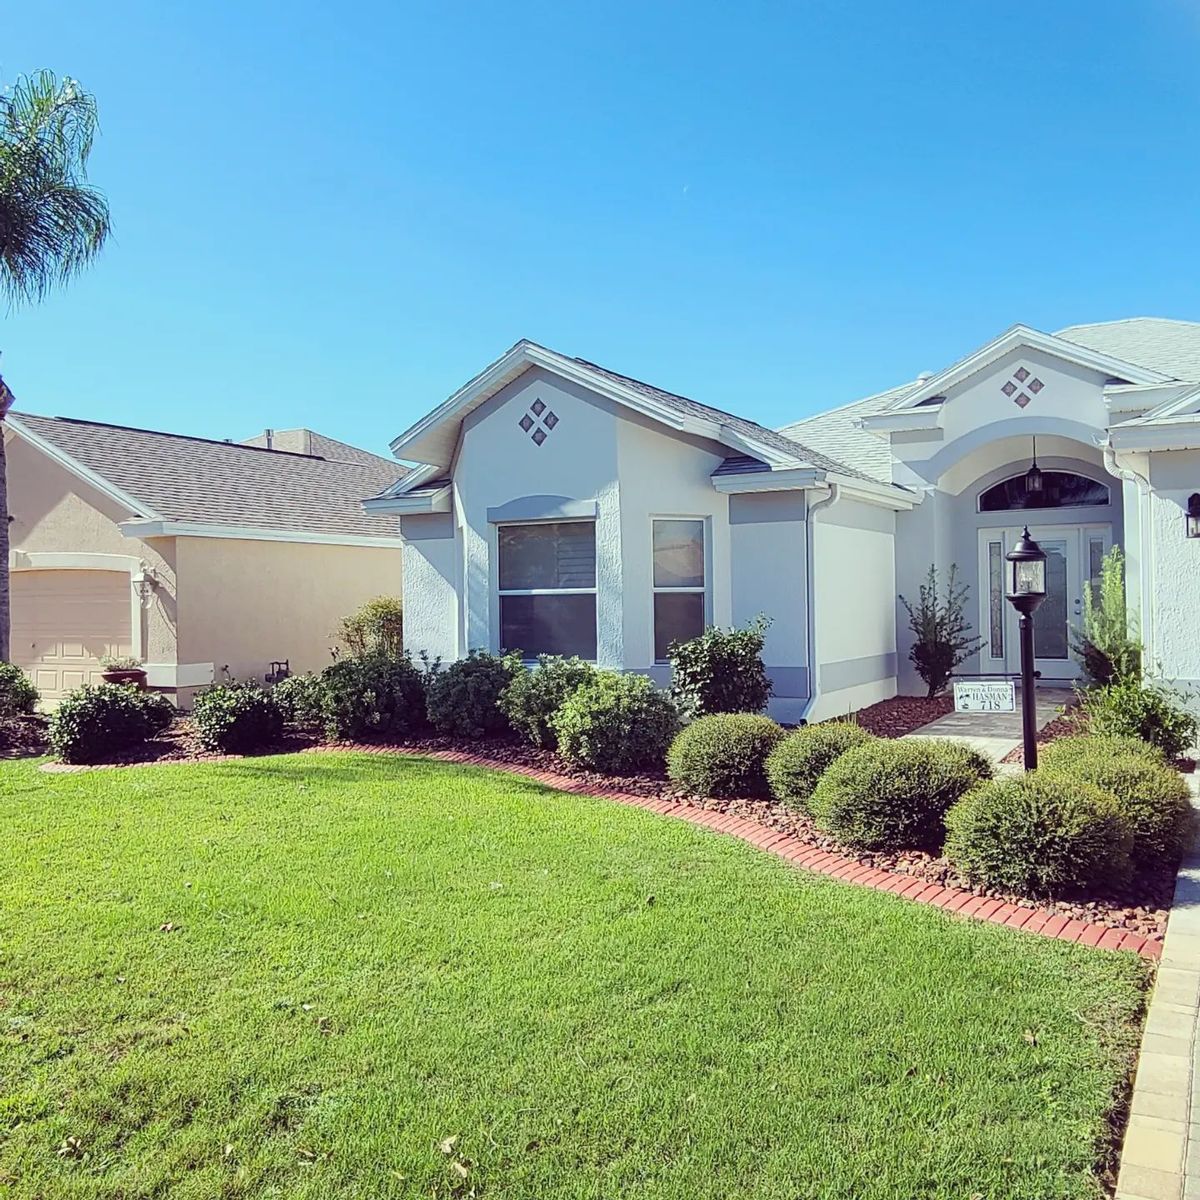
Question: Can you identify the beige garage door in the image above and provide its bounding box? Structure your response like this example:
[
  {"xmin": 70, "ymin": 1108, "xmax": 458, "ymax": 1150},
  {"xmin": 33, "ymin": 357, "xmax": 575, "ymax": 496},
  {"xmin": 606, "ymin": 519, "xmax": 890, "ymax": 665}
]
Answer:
[{"xmin": 11, "ymin": 570, "xmax": 133, "ymax": 701}]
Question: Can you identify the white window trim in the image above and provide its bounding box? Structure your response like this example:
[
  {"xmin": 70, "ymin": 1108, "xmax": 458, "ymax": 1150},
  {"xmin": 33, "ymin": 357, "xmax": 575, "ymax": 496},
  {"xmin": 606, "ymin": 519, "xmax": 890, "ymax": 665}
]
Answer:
[
  {"xmin": 651, "ymin": 516, "xmax": 711, "ymax": 664},
  {"xmin": 495, "ymin": 518, "xmax": 598, "ymax": 661}
]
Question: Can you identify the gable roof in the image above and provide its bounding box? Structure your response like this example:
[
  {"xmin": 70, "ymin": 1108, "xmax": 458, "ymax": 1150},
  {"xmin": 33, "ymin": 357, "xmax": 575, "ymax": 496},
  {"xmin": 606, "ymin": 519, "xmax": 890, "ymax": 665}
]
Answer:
[
  {"xmin": 388, "ymin": 339, "xmax": 887, "ymax": 490},
  {"xmin": 1055, "ymin": 318, "xmax": 1200, "ymax": 383},
  {"xmin": 9, "ymin": 412, "xmax": 405, "ymax": 542}
]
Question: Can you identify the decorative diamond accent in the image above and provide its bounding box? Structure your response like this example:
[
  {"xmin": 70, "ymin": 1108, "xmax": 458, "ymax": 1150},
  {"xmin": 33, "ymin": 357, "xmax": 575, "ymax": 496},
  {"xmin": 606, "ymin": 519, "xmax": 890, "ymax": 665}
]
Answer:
[
  {"xmin": 1001, "ymin": 381, "xmax": 1017, "ymax": 397},
  {"xmin": 519, "ymin": 414, "xmax": 534, "ymax": 433},
  {"xmin": 1014, "ymin": 366, "xmax": 1030, "ymax": 382},
  {"xmin": 543, "ymin": 411, "xmax": 558, "ymax": 429},
  {"xmin": 1028, "ymin": 378, "xmax": 1043, "ymax": 394},
  {"xmin": 531, "ymin": 427, "xmax": 547, "ymax": 446},
  {"xmin": 531, "ymin": 398, "xmax": 546, "ymax": 416},
  {"xmin": 1014, "ymin": 392, "xmax": 1031, "ymax": 408}
]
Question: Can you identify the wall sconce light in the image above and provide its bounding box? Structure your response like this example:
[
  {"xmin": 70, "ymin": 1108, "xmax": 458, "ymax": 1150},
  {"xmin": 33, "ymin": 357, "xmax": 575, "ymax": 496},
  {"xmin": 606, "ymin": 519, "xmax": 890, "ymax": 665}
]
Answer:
[
  {"xmin": 133, "ymin": 568, "xmax": 156, "ymax": 606},
  {"xmin": 1187, "ymin": 493, "xmax": 1200, "ymax": 539}
]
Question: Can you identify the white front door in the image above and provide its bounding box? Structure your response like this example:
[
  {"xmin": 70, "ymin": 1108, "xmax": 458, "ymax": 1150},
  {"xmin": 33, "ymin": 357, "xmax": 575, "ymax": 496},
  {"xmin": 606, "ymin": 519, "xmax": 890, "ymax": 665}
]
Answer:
[{"xmin": 977, "ymin": 525, "xmax": 1112, "ymax": 682}]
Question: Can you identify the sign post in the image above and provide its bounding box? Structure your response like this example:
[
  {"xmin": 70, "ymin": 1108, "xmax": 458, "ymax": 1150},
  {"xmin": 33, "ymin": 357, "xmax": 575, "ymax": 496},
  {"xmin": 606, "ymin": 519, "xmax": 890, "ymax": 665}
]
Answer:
[{"xmin": 953, "ymin": 681, "xmax": 1016, "ymax": 713}]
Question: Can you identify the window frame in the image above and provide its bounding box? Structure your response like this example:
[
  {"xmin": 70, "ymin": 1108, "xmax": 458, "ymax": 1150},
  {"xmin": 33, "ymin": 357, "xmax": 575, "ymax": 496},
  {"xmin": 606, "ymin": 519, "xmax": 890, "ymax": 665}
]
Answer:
[
  {"xmin": 975, "ymin": 470, "xmax": 1111, "ymax": 514},
  {"xmin": 494, "ymin": 518, "xmax": 598, "ymax": 662},
  {"xmin": 650, "ymin": 516, "xmax": 711, "ymax": 664}
]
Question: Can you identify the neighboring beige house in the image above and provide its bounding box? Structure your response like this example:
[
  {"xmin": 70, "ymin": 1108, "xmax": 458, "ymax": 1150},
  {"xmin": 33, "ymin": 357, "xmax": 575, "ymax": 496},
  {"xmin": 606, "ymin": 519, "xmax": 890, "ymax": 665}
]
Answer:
[{"xmin": 6, "ymin": 413, "xmax": 405, "ymax": 705}]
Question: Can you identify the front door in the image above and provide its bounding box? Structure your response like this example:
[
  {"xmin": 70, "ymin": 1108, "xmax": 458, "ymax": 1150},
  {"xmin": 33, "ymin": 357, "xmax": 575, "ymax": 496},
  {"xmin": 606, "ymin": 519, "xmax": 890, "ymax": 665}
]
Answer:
[{"xmin": 977, "ymin": 525, "xmax": 1112, "ymax": 682}]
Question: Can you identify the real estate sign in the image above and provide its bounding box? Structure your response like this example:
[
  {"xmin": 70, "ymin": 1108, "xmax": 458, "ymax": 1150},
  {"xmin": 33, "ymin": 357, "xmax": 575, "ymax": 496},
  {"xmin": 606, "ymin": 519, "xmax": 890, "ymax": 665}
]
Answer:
[{"xmin": 953, "ymin": 681, "xmax": 1016, "ymax": 713}]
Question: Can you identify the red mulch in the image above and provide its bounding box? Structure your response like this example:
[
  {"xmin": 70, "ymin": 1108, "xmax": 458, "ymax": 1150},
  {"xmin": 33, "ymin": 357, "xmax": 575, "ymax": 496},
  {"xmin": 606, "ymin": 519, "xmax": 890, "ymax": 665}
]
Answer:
[
  {"xmin": 1000, "ymin": 709, "xmax": 1087, "ymax": 766},
  {"xmin": 847, "ymin": 694, "xmax": 954, "ymax": 737}
]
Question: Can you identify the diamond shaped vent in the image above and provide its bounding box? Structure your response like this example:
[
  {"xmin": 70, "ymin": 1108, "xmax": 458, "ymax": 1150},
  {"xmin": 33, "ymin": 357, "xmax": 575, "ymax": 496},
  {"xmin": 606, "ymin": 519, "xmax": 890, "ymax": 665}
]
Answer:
[{"xmin": 519, "ymin": 400, "xmax": 558, "ymax": 446}]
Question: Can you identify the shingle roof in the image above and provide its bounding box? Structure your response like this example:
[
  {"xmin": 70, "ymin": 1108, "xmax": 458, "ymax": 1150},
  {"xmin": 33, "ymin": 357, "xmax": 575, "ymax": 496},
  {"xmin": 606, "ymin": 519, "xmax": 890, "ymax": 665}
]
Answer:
[
  {"xmin": 242, "ymin": 427, "xmax": 398, "ymax": 469},
  {"xmin": 12, "ymin": 412, "xmax": 405, "ymax": 540},
  {"xmin": 1055, "ymin": 318, "xmax": 1200, "ymax": 382},
  {"xmin": 777, "ymin": 381, "xmax": 920, "ymax": 485}
]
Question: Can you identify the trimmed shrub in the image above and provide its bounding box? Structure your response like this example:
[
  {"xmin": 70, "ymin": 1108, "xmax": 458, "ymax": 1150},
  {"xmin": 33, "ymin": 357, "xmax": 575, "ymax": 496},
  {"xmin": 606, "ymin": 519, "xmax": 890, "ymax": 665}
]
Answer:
[
  {"xmin": 0, "ymin": 662, "xmax": 39, "ymax": 716},
  {"xmin": 667, "ymin": 618, "xmax": 773, "ymax": 718},
  {"xmin": 425, "ymin": 650, "xmax": 523, "ymax": 739},
  {"xmin": 667, "ymin": 713, "xmax": 785, "ymax": 799},
  {"xmin": 1081, "ymin": 679, "xmax": 1198, "ymax": 759},
  {"xmin": 272, "ymin": 672, "xmax": 328, "ymax": 726},
  {"xmin": 49, "ymin": 683, "xmax": 154, "ymax": 764},
  {"xmin": 1040, "ymin": 733, "xmax": 1167, "ymax": 770},
  {"xmin": 810, "ymin": 738, "xmax": 993, "ymax": 852},
  {"xmin": 192, "ymin": 683, "xmax": 284, "ymax": 754},
  {"xmin": 319, "ymin": 653, "xmax": 427, "ymax": 740},
  {"xmin": 1042, "ymin": 747, "xmax": 1193, "ymax": 866},
  {"xmin": 550, "ymin": 672, "xmax": 679, "ymax": 774},
  {"xmin": 133, "ymin": 690, "xmax": 176, "ymax": 735},
  {"xmin": 945, "ymin": 773, "xmax": 1132, "ymax": 895},
  {"xmin": 766, "ymin": 721, "xmax": 874, "ymax": 812},
  {"xmin": 339, "ymin": 596, "xmax": 404, "ymax": 657},
  {"xmin": 499, "ymin": 655, "xmax": 596, "ymax": 749}
]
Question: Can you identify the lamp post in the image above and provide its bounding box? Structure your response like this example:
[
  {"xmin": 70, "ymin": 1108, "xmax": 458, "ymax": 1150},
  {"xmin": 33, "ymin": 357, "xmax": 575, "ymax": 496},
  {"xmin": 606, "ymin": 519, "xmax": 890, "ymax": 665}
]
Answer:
[{"xmin": 1005, "ymin": 526, "xmax": 1047, "ymax": 770}]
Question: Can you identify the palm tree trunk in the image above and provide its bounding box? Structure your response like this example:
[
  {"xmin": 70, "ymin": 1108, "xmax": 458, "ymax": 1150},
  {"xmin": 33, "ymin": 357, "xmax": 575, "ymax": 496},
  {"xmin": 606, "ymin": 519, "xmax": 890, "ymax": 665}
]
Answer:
[{"xmin": 0, "ymin": 374, "xmax": 13, "ymax": 663}]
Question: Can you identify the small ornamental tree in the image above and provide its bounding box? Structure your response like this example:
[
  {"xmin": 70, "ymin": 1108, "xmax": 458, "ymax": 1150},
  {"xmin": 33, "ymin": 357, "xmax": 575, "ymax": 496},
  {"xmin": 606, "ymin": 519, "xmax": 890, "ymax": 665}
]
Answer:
[
  {"xmin": 899, "ymin": 565, "xmax": 983, "ymax": 698},
  {"xmin": 667, "ymin": 616, "xmax": 773, "ymax": 718},
  {"xmin": 1070, "ymin": 546, "xmax": 1141, "ymax": 686},
  {"xmin": 338, "ymin": 596, "xmax": 404, "ymax": 658}
]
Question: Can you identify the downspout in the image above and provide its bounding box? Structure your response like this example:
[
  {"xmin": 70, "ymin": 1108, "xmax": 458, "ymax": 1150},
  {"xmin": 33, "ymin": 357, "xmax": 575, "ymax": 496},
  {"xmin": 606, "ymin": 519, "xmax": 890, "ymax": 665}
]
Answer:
[
  {"xmin": 800, "ymin": 481, "xmax": 840, "ymax": 723},
  {"xmin": 1102, "ymin": 437, "xmax": 1154, "ymax": 671}
]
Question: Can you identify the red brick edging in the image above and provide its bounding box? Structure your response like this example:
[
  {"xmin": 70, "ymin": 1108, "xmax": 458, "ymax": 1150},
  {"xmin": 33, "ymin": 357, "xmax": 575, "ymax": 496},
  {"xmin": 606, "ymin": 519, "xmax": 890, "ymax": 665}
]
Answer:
[{"xmin": 316, "ymin": 743, "xmax": 1161, "ymax": 961}]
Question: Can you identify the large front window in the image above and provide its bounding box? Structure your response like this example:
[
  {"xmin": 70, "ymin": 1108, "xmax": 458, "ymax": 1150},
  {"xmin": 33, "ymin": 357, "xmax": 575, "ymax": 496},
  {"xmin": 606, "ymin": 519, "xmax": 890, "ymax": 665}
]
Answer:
[
  {"xmin": 653, "ymin": 518, "xmax": 707, "ymax": 661},
  {"xmin": 498, "ymin": 521, "xmax": 597, "ymax": 658}
]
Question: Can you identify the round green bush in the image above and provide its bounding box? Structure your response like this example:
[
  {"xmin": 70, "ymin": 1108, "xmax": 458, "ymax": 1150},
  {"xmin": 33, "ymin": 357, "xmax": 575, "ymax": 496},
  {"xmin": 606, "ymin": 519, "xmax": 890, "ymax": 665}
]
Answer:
[
  {"xmin": 1039, "ymin": 733, "xmax": 1168, "ymax": 770},
  {"xmin": 809, "ymin": 738, "xmax": 993, "ymax": 852},
  {"xmin": 1043, "ymin": 748, "xmax": 1193, "ymax": 866},
  {"xmin": 550, "ymin": 672, "xmax": 679, "ymax": 774},
  {"xmin": 192, "ymin": 684, "xmax": 284, "ymax": 754},
  {"xmin": 319, "ymin": 653, "xmax": 427, "ymax": 740},
  {"xmin": 0, "ymin": 662, "xmax": 38, "ymax": 716},
  {"xmin": 667, "ymin": 713, "xmax": 785, "ymax": 799},
  {"xmin": 134, "ymin": 690, "xmax": 177, "ymax": 735},
  {"xmin": 500, "ymin": 655, "xmax": 596, "ymax": 748},
  {"xmin": 425, "ymin": 650, "xmax": 523, "ymax": 739},
  {"xmin": 765, "ymin": 721, "xmax": 874, "ymax": 812},
  {"xmin": 272, "ymin": 673, "xmax": 327, "ymax": 726},
  {"xmin": 1081, "ymin": 679, "xmax": 1198, "ymax": 759},
  {"xmin": 945, "ymin": 772, "xmax": 1133, "ymax": 895},
  {"xmin": 49, "ymin": 683, "xmax": 154, "ymax": 764}
]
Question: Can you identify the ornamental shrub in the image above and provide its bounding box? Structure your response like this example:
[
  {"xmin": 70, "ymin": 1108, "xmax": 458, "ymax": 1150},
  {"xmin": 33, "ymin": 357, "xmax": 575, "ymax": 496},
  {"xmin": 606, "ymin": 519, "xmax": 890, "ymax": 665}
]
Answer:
[
  {"xmin": 765, "ymin": 721, "xmax": 875, "ymax": 813},
  {"xmin": 499, "ymin": 655, "xmax": 596, "ymax": 749},
  {"xmin": 1081, "ymin": 678, "xmax": 1198, "ymax": 759},
  {"xmin": 425, "ymin": 650, "xmax": 523, "ymax": 739},
  {"xmin": 1042, "ymin": 745, "xmax": 1194, "ymax": 866},
  {"xmin": 192, "ymin": 683, "xmax": 284, "ymax": 753},
  {"xmin": 338, "ymin": 595, "xmax": 404, "ymax": 657},
  {"xmin": 319, "ymin": 652, "xmax": 427, "ymax": 740},
  {"xmin": 133, "ymin": 690, "xmax": 177, "ymax": 735},
  {"xmin": 550, "ymin": 672, "xmax": 679, "ymax": 774},
  {"xmin": 667, "ymin": 617, "xmax": 773, "ymax": 718},
  {"xmin": 945, "ymin": 773, "xmax": 1132, "ymax": 895},
  {"xmin": 272, "ymin": 672, "xmax": 328, "ymax": 726},
  {"xmin": 809, "ymin": 737, "xmax": 993, "ymax": 852},
  {"xmin": 899, "ymin": 565, "xmax": 984, "ymax": 698},
  {"xmin": 1040, "ymin": 733, "xmax": 1167, "ymax": 770},
  {"xmin": 1069, "ymin": 546, "xmax": 1142, "ymax": 687},
  {"xmin": 667, "ymin": 713, "xmax": 785, "ymax": 799},
  {"xmin": 49, "ymin": 683, "xmax": 154, "ymax": 764},
  {"xmin": 0, "ymin": 662, "xmax": 38, "ymax": 716}
]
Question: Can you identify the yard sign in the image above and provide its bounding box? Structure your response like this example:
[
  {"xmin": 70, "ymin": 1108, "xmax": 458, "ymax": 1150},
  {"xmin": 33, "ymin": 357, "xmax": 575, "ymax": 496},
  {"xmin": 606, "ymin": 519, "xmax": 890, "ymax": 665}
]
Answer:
[{"xmin": 953, "ymin": 681, "xmax": 1016, "ymax": 713}]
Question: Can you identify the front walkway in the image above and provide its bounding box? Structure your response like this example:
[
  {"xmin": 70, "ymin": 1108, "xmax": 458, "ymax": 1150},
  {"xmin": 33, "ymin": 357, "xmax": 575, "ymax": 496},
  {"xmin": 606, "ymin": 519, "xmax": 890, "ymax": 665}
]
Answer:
[{"xmin": 905, "ymin": 685, "xmax": 1074, "ymax": 762}]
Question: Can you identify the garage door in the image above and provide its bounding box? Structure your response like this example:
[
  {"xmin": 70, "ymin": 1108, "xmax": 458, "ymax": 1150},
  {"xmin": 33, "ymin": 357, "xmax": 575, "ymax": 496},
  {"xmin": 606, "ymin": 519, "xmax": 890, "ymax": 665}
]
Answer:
[{"xmin": 11, "ymin": 570, "xmax": 133, "ymax": 701}]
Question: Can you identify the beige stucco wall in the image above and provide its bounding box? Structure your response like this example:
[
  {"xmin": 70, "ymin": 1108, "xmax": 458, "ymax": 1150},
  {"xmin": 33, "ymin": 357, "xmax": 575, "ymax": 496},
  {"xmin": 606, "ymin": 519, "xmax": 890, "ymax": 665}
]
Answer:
[
  {"xmin": 6, "ymin": 434, "xmax": 179, "ymax": 665},
  {"xmin": 174, "ymin": 536, "xmax": 403, "ymax": 685}
]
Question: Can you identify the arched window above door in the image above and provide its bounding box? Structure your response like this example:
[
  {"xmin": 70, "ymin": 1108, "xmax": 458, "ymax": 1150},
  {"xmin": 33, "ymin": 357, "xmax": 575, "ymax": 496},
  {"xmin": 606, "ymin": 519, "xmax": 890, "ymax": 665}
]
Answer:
[{"xmin": 977, "ymin": 471, "xmax": 1110, "ymax": 512}]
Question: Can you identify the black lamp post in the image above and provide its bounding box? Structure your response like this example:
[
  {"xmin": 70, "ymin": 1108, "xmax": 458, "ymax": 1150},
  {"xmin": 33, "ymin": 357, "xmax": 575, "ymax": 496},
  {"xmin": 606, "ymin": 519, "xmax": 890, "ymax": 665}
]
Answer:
[{"xmin": 1005, "ymin": 526, "xmax": 1048, "ymax": 770}]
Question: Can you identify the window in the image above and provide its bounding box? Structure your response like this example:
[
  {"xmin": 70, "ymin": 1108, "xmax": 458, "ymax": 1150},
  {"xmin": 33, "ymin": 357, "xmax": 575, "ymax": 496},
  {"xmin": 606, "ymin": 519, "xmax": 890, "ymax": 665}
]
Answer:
[
  {"xmin": 652, "ymin": 518, "xmax": 706, "ymax": 661},
  {"xmin": 987, "ymin": 539, "xmax": 1004, "ymax": 659},
  {"xmin": 498, "ymin": 521, "xmax": 596, "ymax": 658},
  {"xmin": 978, "ymin": 471, "xmax": 1110, "ymax": 512}
]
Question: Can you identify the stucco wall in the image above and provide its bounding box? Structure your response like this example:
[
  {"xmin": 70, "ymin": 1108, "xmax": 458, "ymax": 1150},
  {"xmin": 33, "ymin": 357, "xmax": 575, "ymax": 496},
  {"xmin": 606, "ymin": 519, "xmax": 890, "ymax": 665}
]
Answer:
[
  {"xmin": 174, "ymin": 536, "xmax": 402, "ymax": 684},
  {"xmin": 399, "ymin": 514, "xmax": 459, "ymax": 664},
  {"xmin": 7, "ymin": 435, "xmax": 179, "ymax": 665}
]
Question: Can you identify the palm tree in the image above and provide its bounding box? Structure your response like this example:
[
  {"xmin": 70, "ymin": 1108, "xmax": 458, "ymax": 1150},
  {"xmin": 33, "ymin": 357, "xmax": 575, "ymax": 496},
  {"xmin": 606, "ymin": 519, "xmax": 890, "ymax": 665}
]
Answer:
[{"xmin": 0, "ymin": 70, "xmax": 111, "ymax": 660}]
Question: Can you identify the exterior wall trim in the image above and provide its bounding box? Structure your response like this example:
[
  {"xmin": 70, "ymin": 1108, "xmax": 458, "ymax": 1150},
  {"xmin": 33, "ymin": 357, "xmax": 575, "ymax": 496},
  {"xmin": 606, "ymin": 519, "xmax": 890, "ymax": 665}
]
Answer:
[
  {"xmin": 119, "ymin": 520, "xmax": 406, "ymax": 548},
  {"xmin": 486, "ymin": 496, "xmax": 598, "ymax": 523},
  {"xmin": 820, "ymin": 652, "xmax": 898, "ymax": 692}
]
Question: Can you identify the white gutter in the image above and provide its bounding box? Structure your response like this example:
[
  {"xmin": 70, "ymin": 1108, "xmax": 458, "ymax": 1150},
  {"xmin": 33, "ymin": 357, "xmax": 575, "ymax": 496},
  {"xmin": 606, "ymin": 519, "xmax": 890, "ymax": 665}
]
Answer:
[{"xmin": 800, "ymin": 482, "xmax": 840, "ymax": 723}]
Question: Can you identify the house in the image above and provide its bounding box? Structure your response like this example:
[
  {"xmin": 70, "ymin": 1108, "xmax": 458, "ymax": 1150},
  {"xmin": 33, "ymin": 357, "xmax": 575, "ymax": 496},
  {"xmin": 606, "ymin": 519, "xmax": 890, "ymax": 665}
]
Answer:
[
  {"xmin": 366, "ymin": 319, "xmax": 1200, "ymax": 722},
  {"xmin": 7, "ymin": 414, "xmax": 405, "ymax": 704}
]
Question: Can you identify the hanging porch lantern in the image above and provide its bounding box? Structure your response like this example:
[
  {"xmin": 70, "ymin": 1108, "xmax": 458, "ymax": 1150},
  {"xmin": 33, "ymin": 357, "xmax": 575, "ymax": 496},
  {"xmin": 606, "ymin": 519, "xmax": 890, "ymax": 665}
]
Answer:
[{"xmin": 1024, "ymin": 436, "xmax": 1043, "ymax": 496}]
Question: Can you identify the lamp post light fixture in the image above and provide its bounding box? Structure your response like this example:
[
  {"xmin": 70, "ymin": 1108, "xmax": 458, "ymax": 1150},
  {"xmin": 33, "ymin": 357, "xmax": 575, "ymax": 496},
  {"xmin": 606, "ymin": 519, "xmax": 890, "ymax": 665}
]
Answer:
[
  {"xmin": 1187, "ymin": 493, "xmax": 1200, "ymax": 539},
  {"xmin": 1005, "ymin": 526, "xmax": 1048, "ymax": 770}
]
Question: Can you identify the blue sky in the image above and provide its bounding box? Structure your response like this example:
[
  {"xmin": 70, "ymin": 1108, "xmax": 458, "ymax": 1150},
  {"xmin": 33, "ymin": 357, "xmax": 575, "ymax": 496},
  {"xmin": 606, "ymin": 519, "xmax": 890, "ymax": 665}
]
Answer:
[{"xmin": 4, "ymin": 1, "xmax": 1199, "ymax": 458}]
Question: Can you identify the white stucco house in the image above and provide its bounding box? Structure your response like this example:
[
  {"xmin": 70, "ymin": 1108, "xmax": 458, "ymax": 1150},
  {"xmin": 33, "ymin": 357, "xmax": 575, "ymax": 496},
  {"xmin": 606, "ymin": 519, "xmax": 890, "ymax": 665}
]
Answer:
[{"xmin": 366, "ymin": 318, "xmax": 1200, "ymax": 722}]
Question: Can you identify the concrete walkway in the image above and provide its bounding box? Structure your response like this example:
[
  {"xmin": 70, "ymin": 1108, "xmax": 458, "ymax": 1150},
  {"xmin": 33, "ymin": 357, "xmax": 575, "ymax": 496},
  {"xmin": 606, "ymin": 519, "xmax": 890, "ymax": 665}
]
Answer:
[{"xmin": 905, "ymin": 685, "xmax": 1074, "ymax": 762}]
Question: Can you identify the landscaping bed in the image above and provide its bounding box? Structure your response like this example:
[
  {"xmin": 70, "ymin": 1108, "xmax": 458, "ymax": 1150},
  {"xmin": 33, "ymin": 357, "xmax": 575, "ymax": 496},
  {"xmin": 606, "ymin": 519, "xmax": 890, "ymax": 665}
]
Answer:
[{"xmin": 845, "ymin": 693, "xmax": 954, "ymax": 737}]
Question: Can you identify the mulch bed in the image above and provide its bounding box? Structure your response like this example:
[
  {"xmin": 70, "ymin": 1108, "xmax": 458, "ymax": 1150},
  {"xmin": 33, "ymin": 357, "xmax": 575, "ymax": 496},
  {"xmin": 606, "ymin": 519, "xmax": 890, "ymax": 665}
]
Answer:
[
  {"xmin": 1000, "ymin": 708, "xmax": 1086, "ymax": 766},
  {"xmin": 848, "ymin": 694, "xmax": 954, "ymax": 737},
  {"xmin": 0, "ymin": 714, "xmax": 49, "ymax": 759}
]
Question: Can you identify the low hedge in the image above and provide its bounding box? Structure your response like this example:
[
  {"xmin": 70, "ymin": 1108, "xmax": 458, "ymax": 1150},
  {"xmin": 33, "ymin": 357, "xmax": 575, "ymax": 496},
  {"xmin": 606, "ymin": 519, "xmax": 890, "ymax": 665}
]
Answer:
[
  {"xmin": 0, "ymin": 662, "xmax": 38, "ymax": 716},
  {"xmin": 500, "ymin": 655, "xmax": 596, "ymax": 749},
  {"xmin": 272, "ymin": 672, "xmax": 327, "ymax": 726},
  {"xmin": 319, "ymin": 653, "xmax": 427, "ymax": 740},
  {"xmin": 49, "ymin": 683, "xmax": 156, "ymax": 764},
  {"xmin": 765, "ymin": 721, "xmax": 874, "ymax": 813},
  {"xmin": 1039, "ymin": 733, "xmax": 1167, "ymax": 769},
  {"xmin": 135, "ymin": 690, "xmax": 177, "ymax": 735},
  {"xmin": 192, "ymin": 683, "xmax": 284, "ymax": 753},
  {"xmin": 550, "ymin": 672, "xmax": 678, "ymax": 774},
  {"xmin": 425, "ymin": 650, "xmax": 523, "ymax": 739},
  {"xmin": 667, "ymin": 713, "xmax": 785, "ymax": 799},
  {"xmin": 809, "ymin": 738, "xmax": 993, "ymax": 852},
  {"xmin": 945, "ymin": 772, "xmax": 1132, "ymax": 895},
  {"xmin": 1081, "ymin": 678, "xmax": 1198, "ymax": 759}
]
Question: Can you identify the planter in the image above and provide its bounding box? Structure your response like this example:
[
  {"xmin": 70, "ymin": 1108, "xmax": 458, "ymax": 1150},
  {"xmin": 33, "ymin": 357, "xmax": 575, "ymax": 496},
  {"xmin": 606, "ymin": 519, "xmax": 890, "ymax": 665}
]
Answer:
[{"xmin": 101, "ymin": 669, "xmax": 146, "ymax": 689}]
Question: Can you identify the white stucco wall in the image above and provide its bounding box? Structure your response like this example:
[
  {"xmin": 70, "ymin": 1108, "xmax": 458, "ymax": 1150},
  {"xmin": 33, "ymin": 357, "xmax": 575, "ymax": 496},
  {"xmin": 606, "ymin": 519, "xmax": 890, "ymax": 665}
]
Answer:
[{"xmin": 399, "ymin": 514, "xmax": 459, "ymax": 664}]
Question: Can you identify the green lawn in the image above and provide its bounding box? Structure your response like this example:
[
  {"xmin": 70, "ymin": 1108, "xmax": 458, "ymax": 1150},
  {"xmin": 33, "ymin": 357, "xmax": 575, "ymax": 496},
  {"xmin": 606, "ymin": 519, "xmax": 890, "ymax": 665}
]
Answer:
[{"xmin": 0, "ymin": 753, "xmax": 1146, "ymax": 1199}]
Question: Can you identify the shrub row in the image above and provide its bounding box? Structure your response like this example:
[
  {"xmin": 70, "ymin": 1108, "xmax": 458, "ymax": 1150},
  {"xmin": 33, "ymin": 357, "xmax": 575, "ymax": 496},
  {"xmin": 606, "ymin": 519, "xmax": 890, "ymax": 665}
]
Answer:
[{"xmin": 49, "ymin": 684, "xmax": 177, "ymax": 764}]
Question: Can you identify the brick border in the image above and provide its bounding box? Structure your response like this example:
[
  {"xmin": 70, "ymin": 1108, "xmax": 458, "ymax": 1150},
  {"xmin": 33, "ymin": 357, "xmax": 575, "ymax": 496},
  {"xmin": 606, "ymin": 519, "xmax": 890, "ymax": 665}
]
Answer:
[{"xmin": 316, "ymin": 743, "xmax": 1161, "ymax": 960}]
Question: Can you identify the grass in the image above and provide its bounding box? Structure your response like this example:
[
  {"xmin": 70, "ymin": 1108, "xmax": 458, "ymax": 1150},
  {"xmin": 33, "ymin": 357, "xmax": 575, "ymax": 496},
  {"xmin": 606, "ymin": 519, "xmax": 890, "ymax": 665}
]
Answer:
[{"xmin": 0, "ymin": 752, "xmax": 1147, "ymax": 1199}]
